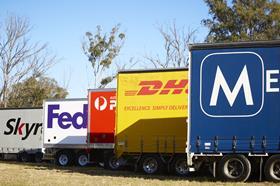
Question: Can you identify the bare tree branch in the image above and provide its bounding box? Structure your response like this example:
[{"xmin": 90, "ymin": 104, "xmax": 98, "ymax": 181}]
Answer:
[{"xmin": 0, "ymin": 15, "xmax": 56, "ymax": 107}]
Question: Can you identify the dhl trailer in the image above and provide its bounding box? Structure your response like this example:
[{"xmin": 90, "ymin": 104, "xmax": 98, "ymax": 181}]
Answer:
[
  {"xmin": 187, "ymin": 40, "xmax": 280, "ymax": 182},
  {"xmin": 115, "ymin": 68, "xmax": 188, "ymax": 175}
]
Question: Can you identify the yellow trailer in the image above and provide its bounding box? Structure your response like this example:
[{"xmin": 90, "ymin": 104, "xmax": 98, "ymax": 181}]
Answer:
[{"xmin": 115, "ymin": 68, "xmax": 188, "ymax": 175}]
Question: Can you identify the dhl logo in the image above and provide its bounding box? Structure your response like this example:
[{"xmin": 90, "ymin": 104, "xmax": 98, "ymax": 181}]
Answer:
[{"xmin": 125, "ymin": 79, "xmax": 188, "ymax": 96}]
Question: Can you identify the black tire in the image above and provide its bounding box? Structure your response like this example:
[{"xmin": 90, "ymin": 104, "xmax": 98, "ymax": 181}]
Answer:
[
  {"xmin": 140, "ymin": 155, "xmax": 164, "ymax": 175},
  {"xmin": 76, "ymin": 152, "xmax": 89, "ymax": 167},
  {"xmin": 104, "ymin": 154, "xmax": 121, "ymax": 170},
  {"xmin": 34, "ymin": 152, "xmax": 43, "ymax": 163},
  {"xmin": 55, "ymin": 151, "xmax": 73, "ymax": 166},
  {"xmin": 264, "ymin": 155, "xmax": 280, "ymax": 182},
  {"xmin": 218, "ymin": 154, "xmax": 251, "ymax": 182},
  {"xmin": 19, "ymin": 152, "xmax": 30, "ymax": 162},
  {"xmin": 171, "ymin": 156, "xmax": 189, "ymax": 176}
]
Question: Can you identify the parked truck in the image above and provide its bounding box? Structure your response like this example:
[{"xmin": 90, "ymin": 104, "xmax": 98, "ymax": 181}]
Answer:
[
  {"xmin": 115, "ymin": 69, "xmax": 188, "ymax": 175},
  {"xmin": 0, "ymin": 108, "xmax": 43, "ymax": 162},
  {"xmin": 43, "ymin": 98, "xmax": 88, "ymax": 166},
  {"xmin": 43, "ymin": 90, "xmax": 118, "ymax": 168},
  {"xmin": 187, "ymin": 40, "xmax": 280, "ymax": 182}
]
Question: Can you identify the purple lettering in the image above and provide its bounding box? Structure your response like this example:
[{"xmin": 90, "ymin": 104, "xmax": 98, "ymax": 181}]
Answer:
[{"xmin": 47, "ymin": 105, "xmax": 59, "ymax": 128}]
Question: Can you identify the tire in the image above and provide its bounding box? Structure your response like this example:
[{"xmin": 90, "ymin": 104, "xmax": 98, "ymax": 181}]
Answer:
[
  {"xmin": 34, "ymin": 152, "xmax": 43, "ymax": 163},
  {"xmin": 55, "ymin": 151, "xmax": 72, "ymax": 166},
  {"xmin": 140, "ymin": 155, "xmax": 164, "ymax": 175},
  {"xmin": 76, "ymin": 152, "xmax": 88, "ymax": 167},
  {"xmin": 264, "ymin": 155, "xmax": 280, "ymax": 182},
  {"xmin": 104, "ymin": 154, "xmax": 121, "ymax": 170},
  {"xmin": 171, "ymin": 156, "xmax": 189, "ymax": 176},
  {"xmin": 218, "ymin": 154, "xmax": 251, "ymax": 182},
  {"xmin": 19, "ymin": 152, "xmax": 30, "ymax": 162}
]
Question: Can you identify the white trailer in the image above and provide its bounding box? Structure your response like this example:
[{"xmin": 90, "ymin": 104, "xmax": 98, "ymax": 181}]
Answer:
[
  {"xmin": 0, "ymin": 108, "xmax": 43, "ymax": 162},
  {"xmin": 43, "ymin": 98, "xmax": 88, "ymax": 166}
]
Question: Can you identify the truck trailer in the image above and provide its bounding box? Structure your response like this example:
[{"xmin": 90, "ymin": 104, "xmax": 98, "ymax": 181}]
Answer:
[
  {"xmin": 188, "ymin": 40, "xmax": 280, "ymax": 182},
  {"xmin": 0, "ymin": 108, "xmax": 43, "ymax": 162},
  {"xmin": 115, "ymin": 68, "xmax": 188, "ymax": 175},
  {"xmin": 43, "ymin": 98, "xmax": 88, "ymax": 166},
  {"xmin": 43, "ymin": 90, "xmax": 118, "ymax": 168}
]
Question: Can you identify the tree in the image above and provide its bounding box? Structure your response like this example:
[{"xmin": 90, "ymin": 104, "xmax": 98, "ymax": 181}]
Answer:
[
  {"xmin": 82, "ymin": 24, "xmax": 125, "ymax": 88},
  {"xmin": 145, "ymin": 22, "xmax": 196, "ymax": 68},
  {"xmin": 7, "ymin": 76, "xmax": 68, "ymax": 108},
  {"xmin": 0, "ymin": 15, "xmax": 56, "ymax": 107},
  {"xmin": 203, "ymin": 0, "xmax": 280, "ymax": 42}
]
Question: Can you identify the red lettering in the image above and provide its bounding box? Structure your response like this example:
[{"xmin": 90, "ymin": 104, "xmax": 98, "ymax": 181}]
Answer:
[
  {"xmin": 160, "ymin": 79, "xmax": 188, "ymax": 94},
  {"xmin": 137, "ymin": 81, "xmax": 162, "ymax": 95}
]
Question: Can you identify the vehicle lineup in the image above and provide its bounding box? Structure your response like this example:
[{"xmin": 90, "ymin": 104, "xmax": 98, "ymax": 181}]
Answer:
[{"xmin": 0, "ymin": 40, "xmax": 280, "ymax": 182}]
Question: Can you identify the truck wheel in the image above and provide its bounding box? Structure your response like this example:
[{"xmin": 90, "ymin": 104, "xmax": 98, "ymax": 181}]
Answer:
[
  {"xmin": 141, "ymin": 155, "xmax": 163, "ymax": 174},
  {"xmin": 34, "ymin": 152, "xmax": 43, "ymax": 163},
  {"xmin": 76, "ymin": 152, "xmax": 88, "ymax": 167},
  {"xmin": 171, "ymin": 156, "xmax": 189, "ymax": 176},
  {"xmin": 104, "ymin": 155, "xmax": 121, "ymax": 170},
  {"xmin": 218, "ymin": 154, "xmax": 251, "ymax": 182},
  {"xmin": 19, "ymin": 152, "xmax": 30, "ymax": 162},
  {"xmin": 264, "ymin": 155, "xmax": 280, "ymax": 182},
  {"xmin": 56, "ymin": 151, "xmax": 72, "ymax": 166}
]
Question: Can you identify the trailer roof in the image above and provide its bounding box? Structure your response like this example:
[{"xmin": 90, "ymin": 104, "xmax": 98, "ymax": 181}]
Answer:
[
  {"xmin": 189, "ymin": 40, "xmax": 280, "ymax": 51},
  {"xmin": 118, "ymin": 67, "xmax": 188, "ymax": 74},
  {"xmin": 0, "ymin": 107, "xmax": 42, "ymax": 110}
]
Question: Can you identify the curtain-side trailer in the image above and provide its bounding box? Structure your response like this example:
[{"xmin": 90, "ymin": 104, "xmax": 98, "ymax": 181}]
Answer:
[
  {"xmin": 115, "ymin": 68, "xmax": 188, "ymax": 175},
  {"xmin": 188, "ymin": 40, "xmax": 280, "ymax": 182},
  {"xmin": 0, "ymin": 108, "xmax": 43, "ymax": 162}
]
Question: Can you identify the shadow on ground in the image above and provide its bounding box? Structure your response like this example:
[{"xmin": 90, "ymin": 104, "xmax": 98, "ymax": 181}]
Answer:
[{"xmin": 1, "ymin": 160, "xmax": 215, "ymax": 182}]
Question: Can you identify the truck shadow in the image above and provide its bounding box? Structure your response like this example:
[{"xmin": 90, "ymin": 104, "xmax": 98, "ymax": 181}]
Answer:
[{"xmin": 3, "ymin": 160, "xmax": 214, "ymax": 182}]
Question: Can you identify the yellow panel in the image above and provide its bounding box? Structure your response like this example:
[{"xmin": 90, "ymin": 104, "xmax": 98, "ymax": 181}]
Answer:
[{"xmin": 115, "ymin": 70, "xmax": 188, "ymax": 157}]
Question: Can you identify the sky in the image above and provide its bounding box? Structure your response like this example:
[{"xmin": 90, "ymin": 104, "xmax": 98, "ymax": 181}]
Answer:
[{"xmin": 0, "ymin": 0, "xmax": 209, "ymax": 98}]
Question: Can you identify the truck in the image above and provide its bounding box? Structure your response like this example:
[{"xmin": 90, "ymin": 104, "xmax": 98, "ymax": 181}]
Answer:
[
  {"xmin": 0, "ymin": 108, "xmax": 43, "ymax": 162},
  {"xmin": 43, "ymin": 90, "xmax": 118, "ymax": 168},
  {"xmin": 87, "ymin": 89, "xmax": 120, "ymax": 169},
  {"xmin": 188, "ymin": 40, "xmax": 280, "ymax": 182},
  {"xmin": 115, "ymin": 68, "xmax": 188, "ymax": 175},
  {"xmin": 43, "ymin": 98, "xmax": 88, "ymax": 166}
]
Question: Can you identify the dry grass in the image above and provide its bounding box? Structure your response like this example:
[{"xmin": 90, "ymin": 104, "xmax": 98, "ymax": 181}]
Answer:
[{"xmin": 0, "ymin": 161, "xmax": 277, "ymax": 186}]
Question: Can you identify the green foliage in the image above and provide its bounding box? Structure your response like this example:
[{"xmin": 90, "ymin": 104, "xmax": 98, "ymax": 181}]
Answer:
[
  {"xmin": 7, "ymin": 76, "xmax": 68, "ymax": 108},
  {"xmin": 83, "ymin": 24, "xmax": 125, "ymax": 88},
  {"xmin": 203, "ymin": 0, "xmax": 280, "ymax": 42}
]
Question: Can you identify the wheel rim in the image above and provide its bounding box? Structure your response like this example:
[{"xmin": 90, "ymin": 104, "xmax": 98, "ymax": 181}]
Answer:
[
  {"xmin": 143, "ymin": 157, "xmax": 158, "ymax": 174},
  {"xmin": 175, "ymin": 159, "xmax": 188, "ymax": 175},
  {"xmin": 270, "ymin": 159, "xmax": 280, "ymax": 180},
  {"xmin": 78, "ymin": 154, "xmax": 88, "ymax": 166},
  {"xmin": 109, "ymin": 157, "xmax": 120, "ymax": 170},
  {"xmin": 59, "ymin": 154, "xmax": 69, "ymax": 166},
  {"xmin": 224, "ymin": 158, "xmax": 245, "ymax": 179},
  {"xmin": 21, "ymin": 154, "xmax": 28, "ymax": 162}
]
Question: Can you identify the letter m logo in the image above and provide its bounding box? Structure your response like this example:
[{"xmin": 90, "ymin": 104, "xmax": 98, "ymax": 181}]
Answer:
[{"xmin": 200, "ymin": 52, "xmax": 264, "ymax": 117}]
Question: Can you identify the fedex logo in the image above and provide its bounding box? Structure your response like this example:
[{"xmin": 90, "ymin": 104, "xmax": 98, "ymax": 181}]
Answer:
[
  {"xmin": 200, "ymin": 52, "xmax": 264, "ymax": 117},
  {"xmin": 47, "ymin": 104, "xmax": 88, "ymax": 129},
  {"xmin": 125, "ymin": 79, "xmax": 188, "ymax": 96},
  {"xmin": 94, "ymin": 96, "xmax": 116, "ymax": 111}
]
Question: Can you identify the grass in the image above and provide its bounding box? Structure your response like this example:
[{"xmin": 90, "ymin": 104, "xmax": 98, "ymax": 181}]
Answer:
[{"xmin": 0, "ymin": 161, "xmax": 277, "ymax": 186}]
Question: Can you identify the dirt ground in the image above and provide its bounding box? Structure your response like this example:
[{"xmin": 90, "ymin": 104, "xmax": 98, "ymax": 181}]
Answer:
[{"xmin": 0, "ymin": 161, "xmax": 277, "ymax": 186}]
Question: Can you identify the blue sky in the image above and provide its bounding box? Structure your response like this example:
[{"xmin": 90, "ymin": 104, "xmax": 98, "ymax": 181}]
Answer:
[{"xmin": 0, "ymin": 0, "xmax": 209, "ymax": 98}]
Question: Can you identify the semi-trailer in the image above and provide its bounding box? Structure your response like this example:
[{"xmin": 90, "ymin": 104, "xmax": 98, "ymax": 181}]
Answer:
[
  {"xmin": 115, "ymin": 68, "xmax": 188, "ymax": 176},
  {"xmin": 43, "ymin": 98, "xmax": 88, "ymax": 166},
  {"xmin": 187, "ymin": 40, "xmax": 280, "ymax": 182},
  {"xmin": 0, "ymin": 107, "xmax": 43, "ymax": 162},
  {"xmin": 43, "ymin": 89, "xmax": 119, "ymax": 169}
]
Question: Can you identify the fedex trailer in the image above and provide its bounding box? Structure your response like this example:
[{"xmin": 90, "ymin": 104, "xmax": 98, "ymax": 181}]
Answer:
[
  {"xmin": 43, "ymin": 98, "xmax": 88, "ymax": 166},
  {"xmin": 188, "ymin": 41, "xmax": 280, "ymax": 181},
  {"xmin": 0, "ymin": 108, "xmax": 43, "ymax": 162}
]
